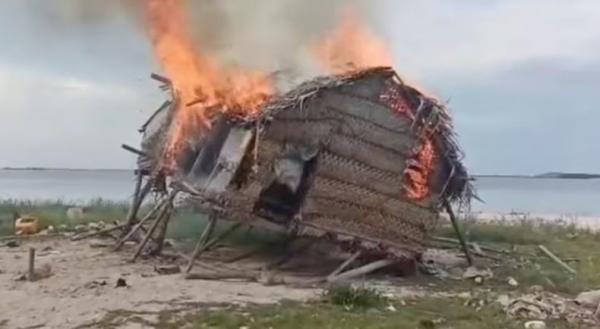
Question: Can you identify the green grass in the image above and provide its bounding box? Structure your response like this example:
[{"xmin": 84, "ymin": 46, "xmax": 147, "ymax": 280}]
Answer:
[
  {"xmin": 87, "ymin": 296, "xmax": 577, "ymax": 329},
  {"xmin": 323, "ymin": 285, "xmax": 389, "ymax": 309},
  {"xmin": 435, "ymin": 218, "xmax": 600, "ymax": 294},
  {"xmin": 0, "ymin": 199, "xmax": 129, "ymax": 235}
]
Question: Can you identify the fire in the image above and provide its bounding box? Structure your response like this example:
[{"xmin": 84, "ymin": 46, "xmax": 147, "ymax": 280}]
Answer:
[
  {"xmin": 313, "ymin": 9, "xmax": 394, "ymax": 74},
  {"xmin": 380, "ymin": 80, "xmax": 438, "ymax": 201},
  {"xmin": 144, "ymin": 0, "xmax": 273, "ymax": 167},
  {"xmin": 404, "ymin": 139, "xmax": 437, "ymax": 201}
]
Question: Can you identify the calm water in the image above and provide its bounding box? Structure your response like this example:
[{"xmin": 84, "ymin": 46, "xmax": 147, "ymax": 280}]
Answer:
[{"xmin": 1, "ymin": 169, "xmax": 599, "ymax": 216}]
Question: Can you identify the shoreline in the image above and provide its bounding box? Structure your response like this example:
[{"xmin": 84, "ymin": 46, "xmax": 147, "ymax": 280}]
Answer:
[{"xmin": 459, "ymin": 210, "xmax": 600, "ymax": 231}]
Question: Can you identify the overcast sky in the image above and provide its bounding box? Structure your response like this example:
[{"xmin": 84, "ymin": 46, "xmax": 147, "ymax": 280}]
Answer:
[{"xmin": 0, "ymin": 1, "xmax": 599, "ymax": 175}]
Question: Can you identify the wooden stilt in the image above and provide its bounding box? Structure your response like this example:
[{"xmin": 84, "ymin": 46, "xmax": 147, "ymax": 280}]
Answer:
[
  {"xmin": 131, "ymin": 192, "xmax": 176, "ymax": 262},
  {"xmin": 327, "ymin": 259, "xmax": 395, "ymax": 283},
  {"xmin": 123, "ymin": 173, "xmax": 151, "ymax": 235},
  {"xmin": 185, "ymin": 215, "xmax": 217, "ymax": 273},
  {"xmin": 150, "ymin": 207, "xmax": 174, "ymax": 255},
  {"xmin": 185, "ymin": 220, "xmax": 243, "ymax": 273},
  {"xmin": 443, "ymin": 199, "xmax": 473, "ymax": 266},
  {"xmin": 327, "ymin": 251, "xmax": 362, "ymax": 281},
  {"xmin": 114, "ymin": 196, "xmax": 168, "ymax": 251}
]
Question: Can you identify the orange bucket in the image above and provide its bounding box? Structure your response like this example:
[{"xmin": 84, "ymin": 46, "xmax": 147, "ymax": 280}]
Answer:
[{"xmin": 15, "ymin": 216, "xmax": 41, "ymax": 235}]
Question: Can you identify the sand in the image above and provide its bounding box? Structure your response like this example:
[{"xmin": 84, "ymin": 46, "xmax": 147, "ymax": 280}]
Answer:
[{"xmin": 0, "ymin": 237, "xmax": 320, "ymax": 328}]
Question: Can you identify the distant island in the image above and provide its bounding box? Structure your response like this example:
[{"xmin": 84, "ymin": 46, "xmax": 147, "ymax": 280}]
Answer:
[
  {"xmin": 476, "ymin": 172, "xmax": 600, "ymax": 179},
  {"xmin": 1, "ymin": 167, "xmax": 131, "ymax": 172},
  {"xmin": 534, "ymin": 172, "xmax": 600, "ymax": 179}
]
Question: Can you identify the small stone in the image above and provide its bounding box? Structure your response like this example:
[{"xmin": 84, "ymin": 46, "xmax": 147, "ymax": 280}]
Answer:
[
  {"xmin": 474, "ymin": 276, "xmax": 484, "ymax": 285},
  {"xmin": 74, "ymin": 224, "xmax": 87, "ymax": 232},
  {"xmin": 457, "ymin": 292, "xmax": 472, "ymax": 299},
  {"xmin": 576, "ymin": 290, "xmax": 600, "ymax": 308},
  {"xmin": 524, "ymin": 320, "xmax": 546, "ymax": 329},
  {"xmin": 507, "ymin": 277, "xmax": 519, "ymax": 287},
  {"xmin": 47, "ymin": 225, "xmax": 55, "ymax": 233},
  {"xmin": 496, "ymin": 294, "xmax": 510, "ymax": 307},
  {"xmin": 386, "ymin": 304, "xmax": 397, "ymax": 312},
  {"xmin": 463, "ymin": 266, "xmax": 493, "ymax": 280},
  {"xmin": 528, "ymin": 285, "xmax": 544, "ymax": 293}
]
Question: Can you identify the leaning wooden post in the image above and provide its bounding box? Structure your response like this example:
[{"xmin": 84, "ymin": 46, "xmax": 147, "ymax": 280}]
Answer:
[
  {"xmin": 327, "ymin": 251, "xmax": 362, "ymax": 281},
  {"xmin": 443, "ymin": 199, "xmax": 473, "ymax": 266},
  {"xmin": 150, "ymin": 196, "xmax": 178, "ymax": 255},
  {"xmin": 122, "ymin": 174, "xmax": 153, "ymax": 236},
  {"xmin": 185, "ymin": 214, "xmax": 218, "ymax": 273},
  {"xmin": 114, "ymin": 196, "xmax": 168, "ymax": 251},
  {"xmin": 28, "ymin": 247, "xmax": 35, "ymax": 281},
  {"xmin": 131, "ymin": 192, "xmax": 176, "ymax": 262},
  {"xmin": 327, "ymin": 259, "xmax": 396, "ymax": 283},
  {"xmin": 185, "ymin": 220, "xmax": 245, "ymax": 274}
]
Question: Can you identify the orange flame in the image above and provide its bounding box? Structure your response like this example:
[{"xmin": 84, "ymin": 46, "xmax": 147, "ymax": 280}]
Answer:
[
  {"xmin": 313, "ymin": 9, "xmax": 394, "ymax": 74},
  {"xmin": 144, "ymin": 0, "xmax": 273, "ymax": 167},
  {"xmin": 404, "ymin": 139, "xmax": 437, "ymax": 201}
]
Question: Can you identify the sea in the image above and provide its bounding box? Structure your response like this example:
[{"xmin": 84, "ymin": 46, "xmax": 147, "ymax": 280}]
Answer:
[{"xmin": 1, "ymin": 169, "xmax": 600, "ymax": 217}]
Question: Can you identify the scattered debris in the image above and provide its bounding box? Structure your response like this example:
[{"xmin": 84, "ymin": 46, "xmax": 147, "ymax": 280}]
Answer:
[
  {"xmin": 385, "ymin": 304, "xmax": 397, "ymax": 312},
  {"xmin": 2, "ymin": 239, "xmax": 20, "ymax": 248},
  {"xmin": 74, "ymin": 224, "xmax": 87, "ymax": 233},
  {"xmin": 85, "ymin": 280, "xmax": 107, "ymax": 289},
  {"xmin": 506, "ymin": 293, "xmax": 565, "ymax": 320},
  {"xmin": 154, "ymin": 265, "xmax": 181, "ymax": 275},
  {"xmin": 87, "ymin": 222, "xmax": 101, "ymax": 231},
  {"xmin": 462, "ymin": 266, "xmax": 493, "ymax": 284},
  {"xmin": 115, "ymin": 278, "xmax": 128, "ymax": 288},
  {"xmin": 504, "ymin": 292, "xmax": 598, "ymax": 325}
]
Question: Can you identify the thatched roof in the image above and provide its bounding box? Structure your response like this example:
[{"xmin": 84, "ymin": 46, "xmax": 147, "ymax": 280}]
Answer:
[{"xmin": 253, "ymin": 67, "xmax": 473, "ymax": 206}]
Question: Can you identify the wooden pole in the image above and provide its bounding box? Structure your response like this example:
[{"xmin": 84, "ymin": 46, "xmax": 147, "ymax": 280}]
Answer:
[
  {"xmin": 123, "ymin": 173, "xmax": 149, "ymax": 234},
  {"xmin": 28, "ymin": 247, "xmax": 35, "ymax": 281},
  {"xmin": 150, "ymin": 207, "xmax": 174, "ymax": 255},
  {"xmin": 185, "ymin": 220, "xmax": 244, "ymax": 273},
  {"xmin": 114, "ymin": 196, "xmax": 167, "ymax": 251},
  {"xmin": 327, "ymin": 251, "xmax": 362, "ymax": 281},
  {"xmin": 121, "ymin": 144, "xmax": 147, "ymax": 157},
  {"xmin": 538, "ymin": 245, "xmax": 577, "ymax": 275},
  {"xmin": 131, "ymin": 192, "xmax": 176, "ymax": 262},
  {"xmin": 185, "ymin": 215, "xmax": 217, "ymax": 273},
  {"xmin": 443, "ymin": 199, "xmax": 473, "ymax": 266},
  {"xmin": 71, "ymin": 224, "xmax": 126, "ymax": 241},
  {"xmin": 327, "ymin": 259, "xmax": 395, "ymax": 283}
]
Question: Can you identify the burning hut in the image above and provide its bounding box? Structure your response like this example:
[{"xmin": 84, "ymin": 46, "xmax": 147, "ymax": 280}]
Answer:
[{"xmin": 124, "ymin": 66, "xmax": 471, "ymax": 268}]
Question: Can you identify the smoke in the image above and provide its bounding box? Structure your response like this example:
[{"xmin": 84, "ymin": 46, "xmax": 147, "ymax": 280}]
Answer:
[
  {"xmin": 185, "ymin": 1, "xmax": 365, "ymax": 82},
  {"xmin": 33, "ymin": 0, "xmax": 382, "ymax": 87}
]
